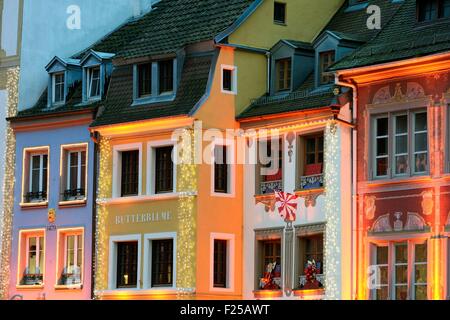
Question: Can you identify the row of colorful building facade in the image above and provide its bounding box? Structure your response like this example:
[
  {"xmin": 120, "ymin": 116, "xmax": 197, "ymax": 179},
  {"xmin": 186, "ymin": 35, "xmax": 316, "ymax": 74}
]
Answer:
[{"xmin": 1, "ymin": 0, "xmax": 450, "ymax": 300}]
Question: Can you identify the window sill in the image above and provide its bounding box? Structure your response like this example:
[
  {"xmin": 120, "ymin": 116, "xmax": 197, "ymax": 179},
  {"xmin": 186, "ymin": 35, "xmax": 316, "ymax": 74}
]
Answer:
[
  {"xmin": 293, "ymin": 288, "xmax": 325, "ymax": 298},
  {"xmin": 366, "ymin": 175, "xmax": 432, "ymax": 188},
  {"xmin": 211, "ymin": 191, "xmax": 235, "ymax": 198},
  {"xmin": 273, "ymin": 21, "xmax": 287, "ymax": 26},
  {"xmin": 16, "ymin": 285, "xmax": 45, "ymax": 290},
  {"xmin": 59, "ymin": 199, "xmax": 87, "ymax": 208},
  {"xmin": 253, "ymin": 290, "xmax": 283, "ymax": 299},
  {"xmin": 54, "ymin": 284, "xmax": 83, "ymax": 290},
  {"xmin": 294, "ymin": 187, "xmax": 325, "ymax": 196},
  {"xmin": 20, "ymin": 202, "xmax": 48, "ymax": 209},
  {"xmin": 131, "ymin": 93, "xmax": 176, "ymax": 107},
  {"xmin": 221, "ymin": 89, "xmax": 237, "ymax": 95},
  {"xmin": 101, "ymin": 192, "xmax": 194, "ymax": 205}
]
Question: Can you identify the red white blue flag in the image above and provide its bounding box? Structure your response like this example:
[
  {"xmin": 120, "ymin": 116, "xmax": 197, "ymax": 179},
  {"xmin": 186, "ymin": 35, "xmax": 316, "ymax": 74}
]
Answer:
[{"xmin": 275, "ymin": 191, "xmax": 298, "ymax": 222}]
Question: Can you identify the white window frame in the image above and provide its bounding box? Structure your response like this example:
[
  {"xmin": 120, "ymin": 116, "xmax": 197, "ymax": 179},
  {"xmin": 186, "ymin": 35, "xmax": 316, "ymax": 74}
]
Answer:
[
  {"xmin": 221, "ymin": 65, "xmax": 238, "ymax": 95},
  {"xmin": 21, "ymin": 146, "xmax": 49, "ymax": 205},
  {"xmin": 209, "ymin": 233, "xmax": 235, "ymax": 293},
  {"xmin": 56, "ymin": 227, "xmax": 84, "ymax": 288},
  {"xmin": 112, "ymin": 143, "xmax": 143, "ymax": 199},
  {"xmin": 369, "ymin": 239, "xmax": 430, "ymax": 300},
  {"xmin": 52, "ymin": 72, "xmax": 65, "ymax": 104},
  {"xmin": 87, "ymin": 66, "xmax": 101, "ymax": 99},
  {"xmin": 371, "ymin": 109, "xmax": 429, "ymax": 180},
  {"xmin": 29, "ymin": 154, "xmax": 47, "ymax": 194},
  {"xmin": 210, "ymin": 138, "xmax": 235, "ymax": 198},
  {"xmin": 108, "ymin": 234, "xmax": 142, "ymax": 291},
  {"xmin": 147, "ymin": 140, "xmax": 177, "ymax": 196},
  {"xmin": 16, "ymin": 229, "xmax": 46, "ymax": 287},
  {"xmin": 142, "ymin": 232, "xmax": 177, "ymax": 290}
]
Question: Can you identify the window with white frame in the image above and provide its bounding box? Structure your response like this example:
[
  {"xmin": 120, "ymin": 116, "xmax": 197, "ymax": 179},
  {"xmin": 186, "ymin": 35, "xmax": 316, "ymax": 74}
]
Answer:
[
  {"xmin": 370, "ymin": 240, "xmax": 428, "ymax": 300},
  {"xmin": 58, "ymin": 230, "xmax": 83, "ymax": 286},
  {"xmin": 61, "ymin": 145, "xmax": 87, "ymax": 202},
  {"xmin": 113, "ymin": 144, "xmax": 142, "ymax": 198},
  {"xmin": 221, "ymin": 65, "xmax": 237, "ymax": 94},
  {"xmin": 372, "ymin": 110, "xmax": 428, "ymax": 179},
  {"xmin": 19, "ymin": 232, "xmax": 45, "ymax": 286},
  {"xmin": 23, "ymin": 148, "xmax": 48, "ymax": 204},
  {"xmin": 148, "ymin": 142, "xmax": 176, "ymax": 195},
  {"xmin": 210, "ymin": 233, "xmax": 235, "ymax": 291},
  {"xmin": 87, "ymin": 67, "xmax": 101, "ymax": 99},
  {"xmin": 52, "ymin": 72, "xmax": 65, "ymax": 104},
  {"xmin": 143, "ymin": 233, "xmax": 176, "ymax": 289}
]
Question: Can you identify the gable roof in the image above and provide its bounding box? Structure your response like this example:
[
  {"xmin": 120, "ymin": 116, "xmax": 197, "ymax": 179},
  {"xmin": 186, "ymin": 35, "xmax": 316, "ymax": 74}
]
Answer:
[
  {"xmin": 331, "ymin": 0, "xmax": 450, "ymax": 71},
  {"xmin": 78, "ymin": 0, "xmax": 256, "ymax": 60}
]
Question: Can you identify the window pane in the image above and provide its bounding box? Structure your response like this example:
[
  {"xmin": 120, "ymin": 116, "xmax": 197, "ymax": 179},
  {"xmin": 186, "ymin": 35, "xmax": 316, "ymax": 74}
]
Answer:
[
  {"xmin": 151, "ymin": 240, "xmax": 173, "ymax": 287},
  {"xmin": 376, "ymin": 246, "xmax": 388, "ymax": 265},
  {"xmin": 414, "ymin": 153, "xmax": 428, "ymax": 173},
  {"xmin": 376, "ymin": 158, "xmax": 388, "ymax": 176},
  {"xmin": 138, "ymin": 63, "xmax": 152, "ymax": 97},
  {"xmin": 395, "ymin": 285, "xmax": 408, "ymax": 300},
  {"xmin": 395, "ymin": 155, "xmax": 408, "ymax": 175},
  {"xmin": 443, "ymin": 0, "xmax": 450, "ymax": 18},
  {"xmin": 90, "ymin": 68, "xmax": 101, "ymax": 97},
  {"xmin": 376, "ymin": 118, "xmax": 388, "ymax": 136},
  {"xmin": 28, "ymin": 237, "xmax": 37, "ymax": 274},
  {"xmin": 155, "ymin": 146, "xmax": 174, "ymax": 194},
  {"xmin": 222, "ymin": 69, "xmax": 232, "ymax": 91},
  {"xmin": 415, "ymin": 285, "xmax": 427, "ymax": 300},
  {"xmin": 116, "ymin": 242, "xmax": 138, "ymax": 288},
  {"xmin": 395, "ymin": 265, "xmax": 408, "ymax": 284},
  {"xmin": 377, "ymin": 138, "xmax": 388, "ymax": 156},
  {"xmin": 379, "ymin": 266, "xmax": 388, "ymax": 284},
  {"xmin": 376, "ymin": 286, "xmax": 389, "ymax": 300},
  {"xmin": 31, "ymin": 156, "xmax": 40, "ymax": 193},
  {"xmin": 121, "ymin": 150, "xmax": 139, "ymax": 197},
  {"xmin": 395, "ymin": 135, "xmax": 408, "ymax": 154},
  {"xmin": 395, "ymin": 115, "xmax": 408, "ymax": 134},
  {"xmin": 69, "ymin": 152, "xmax": 78, "ymax": 190},
  {"xmin": 415, "ymin": 264, "xmax": 427, "ymax": 283},
  {"xmin": 159, "ymin": 60, "xmax": 174, "ymax": 94},
  {"xmin": 414, "ymin": 112, "xmax": 427, "ymax": 131},
  {"xmin": 415, "ymin": 243, "xmax": 427, "ymax": 262},
  {"xmin": 214, "ymin": 145, "xmax": 228, "ymax": 193},
  {"xmin": 414, "ymin": 133, "xmax": 427, "ymax": 152},
  {"xmin": 395, "ymin": 244, "xmax": 408, "ymax": 263},
  {"xmin": 274, "ymin": 2, "xmax": 286, "ymax": 23},
  {"xmin": 81, "ymin": 151, "xmax": 86, "ymax": 191},
  {"xmin": 214, "ymin": 239, "xmax": 227, "ymax": 288}
]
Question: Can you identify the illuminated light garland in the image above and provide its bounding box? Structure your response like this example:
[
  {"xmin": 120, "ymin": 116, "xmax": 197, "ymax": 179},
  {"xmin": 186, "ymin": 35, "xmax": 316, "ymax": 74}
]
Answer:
[
  {"xmin": 0, "ymin": 67, "xmax": 19, "ymax": 300},
  {"xmin": 324, "ymin": 121, "xmax": 340, "ymax": 300},
  {"xmin": 93, "ymin": 137, "xmax": 112, "ymax": 299},
  {"xmin": 176, "ymin": 128, "xmax": 197, "ymax": 299}
]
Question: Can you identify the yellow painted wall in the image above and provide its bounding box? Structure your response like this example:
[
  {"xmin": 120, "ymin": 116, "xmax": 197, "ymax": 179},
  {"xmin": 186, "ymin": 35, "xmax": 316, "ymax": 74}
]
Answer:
[{"xmin": 229, "ymin": 0, "xmax": 344, "ymax": 49}]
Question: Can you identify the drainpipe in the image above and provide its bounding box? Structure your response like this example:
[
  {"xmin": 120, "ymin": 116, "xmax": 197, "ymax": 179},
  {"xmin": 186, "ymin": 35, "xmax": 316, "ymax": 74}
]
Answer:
[
  {"xmin": 90, "ymin": 131, "xmax": 100, "ymax": 300},
  {"xmin": 266, "ymin": 52, "xmax": 271, "ymax": 95},
  {"xmin": 335, "ymin": 74, "xmax": 358, "ymax": 300}
]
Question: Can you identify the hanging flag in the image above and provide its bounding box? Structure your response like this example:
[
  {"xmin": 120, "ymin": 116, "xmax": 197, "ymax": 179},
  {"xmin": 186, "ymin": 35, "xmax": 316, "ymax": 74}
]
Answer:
[{"xmin": 275, "ymin": 191, "xmax": 298, "ymax": 222}]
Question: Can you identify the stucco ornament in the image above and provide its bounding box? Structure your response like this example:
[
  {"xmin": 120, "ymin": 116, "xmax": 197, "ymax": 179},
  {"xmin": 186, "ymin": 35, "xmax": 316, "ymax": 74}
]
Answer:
[
  {"xmin": 365, "ymin": 195, "xmax": 376, "ymax": 220},
  {"xmin": 372, "ymin": 86, "xmax": 391, "ymax": 104},
  {"xmin": 406, "ymin": 82, "xmax": 425, "ymax": 100},
  {"xmin": 48, "ymin": 209, "xmax": 56, "ymax": 224},
  {"xmin": 421, "ymin": 190, "xmax": 434, "ymax": 216},
  {"xmin": 372, "ymin": 214, "xmax": 392, "ymax": 233}
]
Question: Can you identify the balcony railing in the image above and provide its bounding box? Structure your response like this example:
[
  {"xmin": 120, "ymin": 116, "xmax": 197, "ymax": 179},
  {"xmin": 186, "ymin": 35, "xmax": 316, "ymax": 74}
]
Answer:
[
  {"xmin": 299, "ymin": 274, "xmax": 325, "ymax": 289},
  {"xmin": 25, "ymin": 191, "xmax": 47, "ymax": 203},
  {"xmin": 62, "ymin": 188, "xmax": 86, "ymax": 201},
  {"xmin": 300, "ymin": 174, "xmax": 324, "ymax": 190},
  {"xmin": 260, "ymin": 180, "xmax": 283, "ymax": 195}
]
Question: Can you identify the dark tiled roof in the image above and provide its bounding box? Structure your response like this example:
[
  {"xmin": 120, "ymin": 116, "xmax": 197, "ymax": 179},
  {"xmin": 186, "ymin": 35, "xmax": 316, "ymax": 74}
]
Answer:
[
  {"xmin": 81, "ymin": 0, "xmax": 256, "ymax": 59},
  {"xmin": 282, "ymin": 40, "xmax": 313, "ymax": 50},
  {"xmin": 331, "ymin": 0, "xmax": 450, "ymax": 70},
  {"xmin": 13, "ymin": 82, "xmax": 99, "ymax": 120},
  {"xmin": 237, "ymin": 73, "xmax": 336, "ymax": 119},
  {"xmin": 90, "ymin": 53, "xmax": 213, "ymax": 127}
]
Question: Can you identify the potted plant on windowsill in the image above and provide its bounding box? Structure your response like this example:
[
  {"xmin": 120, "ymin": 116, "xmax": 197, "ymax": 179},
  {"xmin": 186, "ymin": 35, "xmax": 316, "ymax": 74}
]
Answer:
[
  {"xmin": 60, "ymin": 267, "xmax": 81, "ymax": 285},
  {"xmin": 22, "ymin": 268, "xmax": 43, "ymax": 285}
]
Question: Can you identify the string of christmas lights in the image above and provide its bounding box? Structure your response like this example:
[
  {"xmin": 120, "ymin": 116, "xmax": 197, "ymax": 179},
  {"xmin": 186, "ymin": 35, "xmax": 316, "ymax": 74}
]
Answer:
[
  {"xmin": 176, "ymin": 128, "xmax": 197, "ymax": 299},
  {"xmin": 93, "ymin": 137, "xmax": 112, "ymax": 298},
  {"xmin": 0, "ymin": 67, "xmax": 19, "ymax": 300},
  {"xmin": 324, "ymin": 121, "xmax": 340, "ymax": 300}
]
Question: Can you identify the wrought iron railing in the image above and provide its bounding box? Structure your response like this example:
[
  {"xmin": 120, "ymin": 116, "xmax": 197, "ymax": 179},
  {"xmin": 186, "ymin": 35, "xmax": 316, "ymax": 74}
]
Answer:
[
  {"xmin": 260, "ymin": 180, "xmax": 283, "ymax": 195},
  {"xmin": 62, "ymin": 188, "xmax": 86, "ymax": 201},
  {"xmin": 25, "ymin": 191, "xmax": 47, "ymax": 203},
  {"xmin": 300, "ymin": 174, "xmax": 324, "ymax": 190}
]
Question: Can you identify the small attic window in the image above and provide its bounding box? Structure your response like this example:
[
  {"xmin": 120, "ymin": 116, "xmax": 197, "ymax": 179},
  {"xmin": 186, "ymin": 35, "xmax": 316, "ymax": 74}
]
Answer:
[
  {"xmin": 52, "ymin": 73, "xmax": 65, "ymax": 104},
  {"xmin": 274, "ymin": 2, "xmax": 286, "ymax": 24},
  {"xmin": 87, "ymin": 67, "xmax": 101, "ymax": 99},
  {"xmin": 417, "ymin": 0, "xmax": 450, "ymax": 22},
  {"xmin": 319, "ymin": 51, "xmax": 335, "ymax": 85},
  {"xmin": 276, "ymin": 58, "xmax": 291, "ymax": 92}
]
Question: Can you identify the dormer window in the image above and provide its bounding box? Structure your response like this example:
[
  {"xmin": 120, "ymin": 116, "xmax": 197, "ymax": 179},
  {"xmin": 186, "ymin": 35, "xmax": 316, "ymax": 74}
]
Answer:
[
  {"xmin": 276, "ymin": 58, "xmax": 291, "ymax": 92},
  {"xmin": 133, "ymin": 58, "xmax": 177, "ymax": 105},
  {"xmin": 53, "ymin": 73, "xmax": 65, "ymax": 104},
  {"xmin": 417, "ymin": 0, "xmax": 450, "ymax": 22},
  {"xmin": 274, "ymin": 2, "xmax": 286, "ymax": 24},
  {"xmin": 319, "ymin": 51, "xmax": 335, "ymax": 85},
  {"xmin": 87, "ymin": 67, "xmax": 101, "ymax": 99}
]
